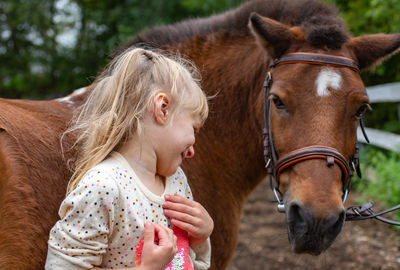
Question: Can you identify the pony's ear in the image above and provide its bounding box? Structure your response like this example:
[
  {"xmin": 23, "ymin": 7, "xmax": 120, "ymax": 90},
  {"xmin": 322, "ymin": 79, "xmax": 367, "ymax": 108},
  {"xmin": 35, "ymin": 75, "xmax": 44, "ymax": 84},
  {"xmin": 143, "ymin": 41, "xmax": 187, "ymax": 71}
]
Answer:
[
  {"xmin": 348, "ymin": 33, "xmax": 400, "ymax": 71},
  {"xmin": 248, "ymin": 12, "xmax": 295, "ymax": 59}
]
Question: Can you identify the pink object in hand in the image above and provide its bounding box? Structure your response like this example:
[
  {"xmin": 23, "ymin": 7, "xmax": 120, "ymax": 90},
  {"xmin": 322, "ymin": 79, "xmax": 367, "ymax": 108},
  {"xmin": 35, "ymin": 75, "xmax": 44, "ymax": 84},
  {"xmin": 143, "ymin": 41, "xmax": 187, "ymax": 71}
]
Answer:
[{"xmin": 135, "ymin": 225, "xmax": 194, "ymax": 270}]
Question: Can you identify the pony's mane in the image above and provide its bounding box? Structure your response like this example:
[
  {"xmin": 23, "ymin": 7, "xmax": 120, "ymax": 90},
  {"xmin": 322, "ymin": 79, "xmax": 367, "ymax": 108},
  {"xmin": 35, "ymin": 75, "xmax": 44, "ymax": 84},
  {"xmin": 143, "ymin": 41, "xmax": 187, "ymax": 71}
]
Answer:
[{"xmin": 115, "ymin": 0, "xmax": 349, "ymax": 55}]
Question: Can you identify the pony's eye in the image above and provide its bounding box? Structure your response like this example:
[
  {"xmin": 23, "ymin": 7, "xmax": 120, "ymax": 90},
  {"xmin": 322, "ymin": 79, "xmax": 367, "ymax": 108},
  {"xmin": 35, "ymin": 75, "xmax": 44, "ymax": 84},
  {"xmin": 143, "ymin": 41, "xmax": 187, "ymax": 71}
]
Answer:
[
  {"xmin": 272, "ymin": 95, "xmax": 286, "ymax": 110},
  {"xmin": 355, "ymin": 103, "xmax": 370, "ymax": 118}
]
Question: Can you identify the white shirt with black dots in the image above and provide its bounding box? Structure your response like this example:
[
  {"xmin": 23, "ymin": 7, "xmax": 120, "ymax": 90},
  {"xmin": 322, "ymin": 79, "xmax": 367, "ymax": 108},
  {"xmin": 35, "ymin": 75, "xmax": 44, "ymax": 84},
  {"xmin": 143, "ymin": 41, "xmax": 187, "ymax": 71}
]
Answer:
[{"xmin": 45, "ymin": 151, "xmax": 211, "ymax": 269}]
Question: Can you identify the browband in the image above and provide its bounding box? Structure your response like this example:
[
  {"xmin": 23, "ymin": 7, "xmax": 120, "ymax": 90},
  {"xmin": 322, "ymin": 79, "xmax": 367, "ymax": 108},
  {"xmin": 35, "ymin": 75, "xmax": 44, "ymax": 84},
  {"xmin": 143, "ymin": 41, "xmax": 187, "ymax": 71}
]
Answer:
[{"xmin": 272, "ymin": 52, "xmax": 359, "ymax": 72}]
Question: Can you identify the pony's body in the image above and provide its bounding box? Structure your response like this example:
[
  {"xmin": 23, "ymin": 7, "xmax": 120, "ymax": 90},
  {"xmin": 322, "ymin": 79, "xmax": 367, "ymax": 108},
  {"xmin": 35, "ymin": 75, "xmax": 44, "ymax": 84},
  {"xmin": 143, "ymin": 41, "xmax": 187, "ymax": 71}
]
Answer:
[
  {"xmin": 0, "ymin": 98, "xmax": 72, "ymax": 268},
  {"xmin": 1, "ymin": 1, "xmax": 400, "ymax": 269}
]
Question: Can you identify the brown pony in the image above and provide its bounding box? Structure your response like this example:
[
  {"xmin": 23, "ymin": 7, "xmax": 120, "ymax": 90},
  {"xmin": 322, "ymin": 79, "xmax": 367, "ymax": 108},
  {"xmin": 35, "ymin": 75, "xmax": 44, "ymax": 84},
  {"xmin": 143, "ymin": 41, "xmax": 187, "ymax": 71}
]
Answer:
[{"xmin": 1, "ymin": 0, "xmax": 400, "ymax": 269}]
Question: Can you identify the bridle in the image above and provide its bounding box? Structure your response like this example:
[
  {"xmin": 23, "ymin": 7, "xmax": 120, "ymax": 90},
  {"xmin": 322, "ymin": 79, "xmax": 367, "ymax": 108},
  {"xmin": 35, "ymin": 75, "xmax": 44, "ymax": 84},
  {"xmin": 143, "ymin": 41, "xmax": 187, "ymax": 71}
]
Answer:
[
  {"xmin": 262, "ymin": 52, "xmax": 368, "ymax": 213},
  {"xmin": 263, "ymin": 53, "xmax": 400, "ymax": 226}
]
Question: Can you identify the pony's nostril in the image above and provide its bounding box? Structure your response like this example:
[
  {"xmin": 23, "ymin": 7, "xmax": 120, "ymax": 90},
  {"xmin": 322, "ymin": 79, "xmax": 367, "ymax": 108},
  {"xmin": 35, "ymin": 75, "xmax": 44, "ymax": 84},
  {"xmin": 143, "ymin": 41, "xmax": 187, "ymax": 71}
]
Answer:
[
  {"xmin": 288, "ymin": 203, "xmax": 311, "ymax": 237},
  {"xmin": 287, "ymin": 204, "xmax": 345, "ymax": 255},
  {"xmin": 322, "ymin": 210, "xmax": 345, "ymax": 237}
]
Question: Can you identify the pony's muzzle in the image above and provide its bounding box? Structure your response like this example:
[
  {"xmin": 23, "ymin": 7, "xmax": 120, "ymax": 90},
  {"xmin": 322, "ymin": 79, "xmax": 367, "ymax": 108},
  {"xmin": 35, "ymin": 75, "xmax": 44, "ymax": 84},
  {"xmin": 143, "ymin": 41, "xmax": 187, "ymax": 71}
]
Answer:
[{"xmin": 287, "ymin": 201, "xmax": 345, "ymax": 255}]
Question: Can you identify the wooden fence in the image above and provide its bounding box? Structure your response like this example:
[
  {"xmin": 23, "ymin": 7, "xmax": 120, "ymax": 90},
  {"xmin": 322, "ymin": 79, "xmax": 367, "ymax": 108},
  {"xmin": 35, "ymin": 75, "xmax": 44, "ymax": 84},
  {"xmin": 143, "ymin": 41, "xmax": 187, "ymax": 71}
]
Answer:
[{"xmin": 357, "ymin": 82, "xmax": 400, "ymax": 153}]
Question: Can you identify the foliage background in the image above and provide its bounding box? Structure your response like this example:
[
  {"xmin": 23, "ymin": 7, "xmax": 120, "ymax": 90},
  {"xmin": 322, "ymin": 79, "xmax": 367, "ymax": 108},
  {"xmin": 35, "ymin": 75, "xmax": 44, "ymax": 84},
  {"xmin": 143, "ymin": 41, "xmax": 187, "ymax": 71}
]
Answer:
[
  {"xmin": 1, "ymin": 0, "xmax": 400, "ymax": 100},
  {"xmin": 0, "ymin": 0, "xmax": 245, "ymax": 99},
  {"xmin": 1, "ymin": 0, "xmax": 400, "ymax": 219}
]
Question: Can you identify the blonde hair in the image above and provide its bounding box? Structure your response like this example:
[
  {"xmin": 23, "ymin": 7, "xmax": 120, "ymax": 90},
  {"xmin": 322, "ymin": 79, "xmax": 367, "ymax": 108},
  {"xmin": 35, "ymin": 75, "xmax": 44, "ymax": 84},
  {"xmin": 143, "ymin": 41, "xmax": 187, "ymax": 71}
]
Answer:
[{"xmin": 64, "ymin": 48, "xmax": 208, "ymax": 195}]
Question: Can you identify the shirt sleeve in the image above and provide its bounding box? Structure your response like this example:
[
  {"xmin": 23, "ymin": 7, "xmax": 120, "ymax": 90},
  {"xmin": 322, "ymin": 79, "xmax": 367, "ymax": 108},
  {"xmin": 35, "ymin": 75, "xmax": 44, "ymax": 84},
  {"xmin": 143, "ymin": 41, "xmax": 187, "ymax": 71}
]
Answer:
[
  {"xmin": 45, "ymin": 169, "xmax": 119, "ymax": 270},
  {"xmin": 179, "ymin": 169, "xmax": 212, "ymax": 270},
  {"xmin": 189, "ymin": 238, "xmax": 212, "ymax": 270}
]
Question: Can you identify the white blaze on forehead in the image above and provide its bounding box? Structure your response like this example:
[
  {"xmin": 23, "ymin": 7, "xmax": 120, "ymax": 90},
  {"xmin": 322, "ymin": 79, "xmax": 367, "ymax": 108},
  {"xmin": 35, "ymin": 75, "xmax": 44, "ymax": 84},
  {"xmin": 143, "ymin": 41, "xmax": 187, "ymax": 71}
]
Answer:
[{"xmin": 315, "ymin": 68, "xmax": 342, "ymax": 97}]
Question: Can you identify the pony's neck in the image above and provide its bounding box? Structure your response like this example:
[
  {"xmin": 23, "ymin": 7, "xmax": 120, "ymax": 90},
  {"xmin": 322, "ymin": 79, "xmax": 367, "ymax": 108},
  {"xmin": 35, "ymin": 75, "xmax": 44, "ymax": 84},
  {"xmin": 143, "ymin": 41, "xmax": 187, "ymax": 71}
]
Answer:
[{"xmin": 171, "ymin": 32, "xmax": 268, "ymax": 196}]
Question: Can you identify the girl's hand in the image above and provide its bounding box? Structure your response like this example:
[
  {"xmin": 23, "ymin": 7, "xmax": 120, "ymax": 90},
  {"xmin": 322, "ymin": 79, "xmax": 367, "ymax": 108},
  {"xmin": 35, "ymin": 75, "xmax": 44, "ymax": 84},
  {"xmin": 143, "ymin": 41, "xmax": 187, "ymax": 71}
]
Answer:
[
  {"xmin": 163, "ymin": 194, "xmax": 214, "ymax": 247},
  {"xmin": 140, "ymin": 223, "xmax": 177, "ymax": 270}
]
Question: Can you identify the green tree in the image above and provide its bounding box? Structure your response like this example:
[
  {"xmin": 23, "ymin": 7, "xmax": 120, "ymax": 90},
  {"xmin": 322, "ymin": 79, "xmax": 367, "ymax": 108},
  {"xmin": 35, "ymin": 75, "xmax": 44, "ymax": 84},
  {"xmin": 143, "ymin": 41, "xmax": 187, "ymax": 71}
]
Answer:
[
  {"xmin": 1, "ymin": 0, "xmax": 399, "ymax": 103},
  {"xmin": 1, "ymin": 0, "xmax": 59, "ymax": 98},
  {"xmin": 0, "ymin": 0, "xmax": 245, "ymax": 99}
]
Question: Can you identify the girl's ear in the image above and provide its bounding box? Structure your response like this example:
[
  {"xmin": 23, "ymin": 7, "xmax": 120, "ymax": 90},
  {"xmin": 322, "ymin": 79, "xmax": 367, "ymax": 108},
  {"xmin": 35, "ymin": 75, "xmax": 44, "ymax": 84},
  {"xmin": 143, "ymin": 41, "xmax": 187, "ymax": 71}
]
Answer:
[{"xmin": 153, "ymin": 93, "xmax": 170, "ymax": 125}]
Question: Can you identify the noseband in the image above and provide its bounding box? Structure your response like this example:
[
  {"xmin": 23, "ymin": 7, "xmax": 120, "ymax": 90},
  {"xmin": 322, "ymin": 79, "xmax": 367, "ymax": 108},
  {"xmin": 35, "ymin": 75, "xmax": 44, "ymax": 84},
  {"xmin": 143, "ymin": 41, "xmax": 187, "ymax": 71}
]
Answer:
[{"xmin": 263, "ymin": 52, "xmax": 369, "ymax": 212}]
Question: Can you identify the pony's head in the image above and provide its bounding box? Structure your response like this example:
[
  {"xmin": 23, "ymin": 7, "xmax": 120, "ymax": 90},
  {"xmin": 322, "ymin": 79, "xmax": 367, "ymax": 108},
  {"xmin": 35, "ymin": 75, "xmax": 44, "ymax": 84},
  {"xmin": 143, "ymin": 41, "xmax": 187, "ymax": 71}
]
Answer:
[{"xmin": 249, "ymin": 11, "xmax": 400, "ymax": 255}]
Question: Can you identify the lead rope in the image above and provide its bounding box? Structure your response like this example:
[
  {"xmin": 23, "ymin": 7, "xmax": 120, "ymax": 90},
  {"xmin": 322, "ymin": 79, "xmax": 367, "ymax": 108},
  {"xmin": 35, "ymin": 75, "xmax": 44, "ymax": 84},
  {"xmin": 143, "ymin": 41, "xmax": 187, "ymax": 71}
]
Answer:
[
  {"xmin": 346, "ymin": 202, "xmax": 400, "ymax": 226},
  {"xmin": 345, "ymin": 116, "xmax": 400, "ymax": 225}
]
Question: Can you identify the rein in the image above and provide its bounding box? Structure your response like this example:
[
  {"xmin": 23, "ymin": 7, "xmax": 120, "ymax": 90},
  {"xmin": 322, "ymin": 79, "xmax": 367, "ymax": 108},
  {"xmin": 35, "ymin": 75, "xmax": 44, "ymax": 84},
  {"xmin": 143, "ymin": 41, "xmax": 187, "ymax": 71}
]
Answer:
[{"xmin": 263, "ymin": 52, "xmax": 400, "ymax": 226}]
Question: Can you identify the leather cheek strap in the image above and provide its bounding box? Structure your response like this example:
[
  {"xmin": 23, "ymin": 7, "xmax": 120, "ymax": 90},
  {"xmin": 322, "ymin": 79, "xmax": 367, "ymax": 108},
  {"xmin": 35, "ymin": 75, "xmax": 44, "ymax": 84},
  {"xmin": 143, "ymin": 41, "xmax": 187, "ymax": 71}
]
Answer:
[{"xmin": 275, "ymin": 145, "xmax": 351, "ymax": 183}]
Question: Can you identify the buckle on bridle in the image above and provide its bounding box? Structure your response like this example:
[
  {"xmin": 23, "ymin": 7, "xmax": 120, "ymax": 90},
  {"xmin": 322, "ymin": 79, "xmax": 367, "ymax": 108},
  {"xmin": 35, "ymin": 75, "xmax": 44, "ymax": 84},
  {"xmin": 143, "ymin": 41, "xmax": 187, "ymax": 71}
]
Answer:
[
  {"xmin": 264, "ymin": 72, "xmax": 272, "ymax": 89},
  {"xmin": 272, "ymin": 185, "xmax": 285, "ymax": 213},
  {"xmin": 265, "ymin": 158, "xmax": 271, "ymax": 169}
]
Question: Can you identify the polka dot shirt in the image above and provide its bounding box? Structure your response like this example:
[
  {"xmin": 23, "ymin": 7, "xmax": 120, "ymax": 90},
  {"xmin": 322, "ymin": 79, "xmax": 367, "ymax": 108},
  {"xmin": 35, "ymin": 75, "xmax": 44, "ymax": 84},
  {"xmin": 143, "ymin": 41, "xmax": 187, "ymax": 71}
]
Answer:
[{"xmin": 45, "ymin": 151, "xmax": 211, "ymax": 270}]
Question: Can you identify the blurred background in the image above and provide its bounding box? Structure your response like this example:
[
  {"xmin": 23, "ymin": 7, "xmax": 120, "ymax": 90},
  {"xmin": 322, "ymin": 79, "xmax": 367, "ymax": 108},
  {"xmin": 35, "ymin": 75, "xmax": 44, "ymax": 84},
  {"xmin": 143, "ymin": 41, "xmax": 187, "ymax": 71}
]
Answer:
[{"xmin": 1, "ymin": 0, "xmax": 400, "ymax": 246}]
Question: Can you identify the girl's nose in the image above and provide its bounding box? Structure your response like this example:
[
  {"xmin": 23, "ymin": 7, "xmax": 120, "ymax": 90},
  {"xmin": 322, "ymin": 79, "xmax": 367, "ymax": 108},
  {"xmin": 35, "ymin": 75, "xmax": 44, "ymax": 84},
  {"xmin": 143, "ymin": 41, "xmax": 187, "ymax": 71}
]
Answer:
[{"xmin": 185, "ymin": 146, "xmax": 195, "ymax": 159}]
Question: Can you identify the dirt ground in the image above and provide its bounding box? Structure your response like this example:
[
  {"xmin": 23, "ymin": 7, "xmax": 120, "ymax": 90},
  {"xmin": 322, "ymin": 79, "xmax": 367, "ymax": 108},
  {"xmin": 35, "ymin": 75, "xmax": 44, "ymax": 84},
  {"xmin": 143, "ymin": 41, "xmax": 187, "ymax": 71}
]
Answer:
[{"xmin": 227, "ymin": 180, "xmax": 400, "ymax": 270}]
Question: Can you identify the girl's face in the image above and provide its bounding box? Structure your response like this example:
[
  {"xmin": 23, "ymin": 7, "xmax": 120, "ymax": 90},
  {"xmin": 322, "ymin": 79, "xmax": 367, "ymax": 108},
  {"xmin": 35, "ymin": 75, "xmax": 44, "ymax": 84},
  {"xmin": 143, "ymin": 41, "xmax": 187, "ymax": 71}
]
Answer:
[{"xmin": 155, "ymin": 110, "xmax": 200, "ymax": 177}]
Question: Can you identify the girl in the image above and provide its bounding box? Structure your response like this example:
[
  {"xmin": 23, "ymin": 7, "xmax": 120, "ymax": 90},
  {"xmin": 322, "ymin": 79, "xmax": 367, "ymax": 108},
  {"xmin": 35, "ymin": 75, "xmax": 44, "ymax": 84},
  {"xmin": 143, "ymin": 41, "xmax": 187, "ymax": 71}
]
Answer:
[{"xmin": 45, "ymin": 48, "xmax": 213, "ymax": 270}]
